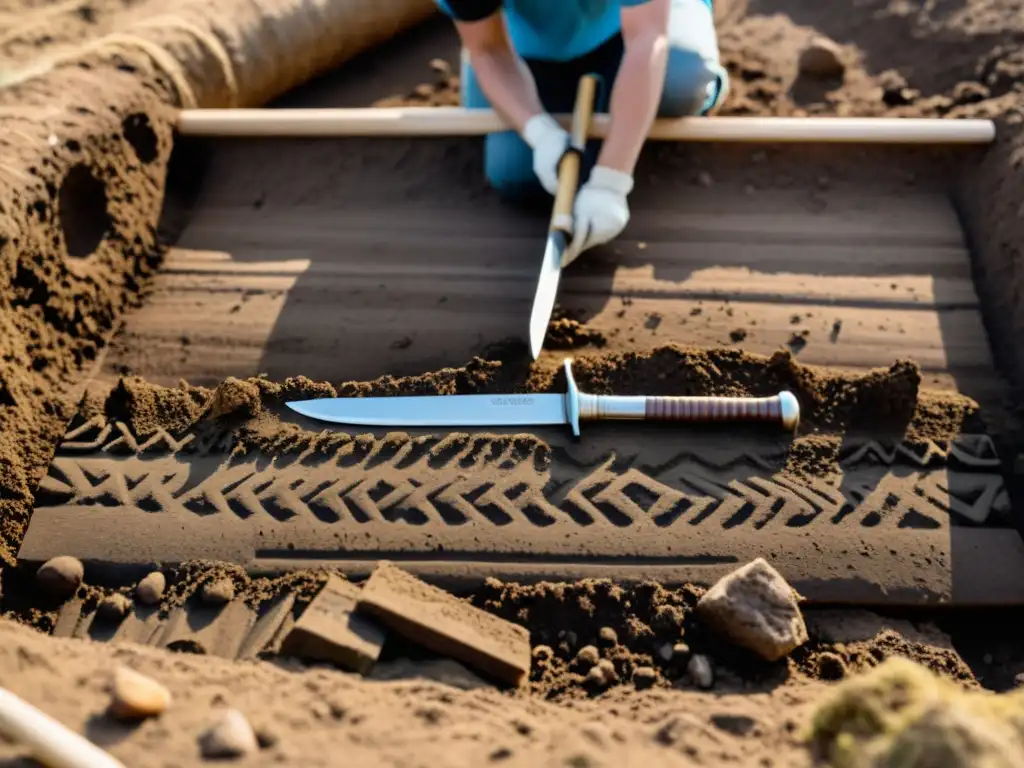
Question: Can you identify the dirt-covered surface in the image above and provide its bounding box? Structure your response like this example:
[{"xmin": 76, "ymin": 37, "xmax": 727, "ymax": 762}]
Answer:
[
  {"xmin": 78, "ymin": 343, "xmax": 979, "ymax": 481},
  {"xmin": 2, "ymin": 0, "xmax": 1024, "ymax": 765}
]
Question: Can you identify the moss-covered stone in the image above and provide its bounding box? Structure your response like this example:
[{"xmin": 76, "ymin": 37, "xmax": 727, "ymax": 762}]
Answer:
[{"xmin": 806, "ymin": 656, "xmax": 1024, "ymax": 768}]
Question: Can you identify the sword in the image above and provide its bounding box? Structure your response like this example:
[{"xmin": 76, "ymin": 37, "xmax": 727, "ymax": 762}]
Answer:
[
  {"xmin": 286, "ymin": 359, "xmax": 801, "ymax": 437},
  {"xmin": 528, "ymin": 74, "xmax": 599, "ymax": 360}
]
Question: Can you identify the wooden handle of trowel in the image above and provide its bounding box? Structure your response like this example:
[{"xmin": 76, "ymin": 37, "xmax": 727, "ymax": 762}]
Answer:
[{"xmin": 549, "ymin": 74, "xmax": 599, "ymax": 235}]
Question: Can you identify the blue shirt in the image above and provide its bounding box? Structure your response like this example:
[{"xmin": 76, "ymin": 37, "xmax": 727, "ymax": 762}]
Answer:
[{"xmin": 435, "ymin": 0, "xmax": 656, "ymax": 62}]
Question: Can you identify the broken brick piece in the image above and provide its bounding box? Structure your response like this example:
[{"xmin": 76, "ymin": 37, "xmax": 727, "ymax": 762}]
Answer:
[
  {"xmin": 356, "ymin": 562, "xmax": 531, "ymax": 687},
  {"xmin": 279, "ymin": 575, "xmax": 386, "ymax": 674}
]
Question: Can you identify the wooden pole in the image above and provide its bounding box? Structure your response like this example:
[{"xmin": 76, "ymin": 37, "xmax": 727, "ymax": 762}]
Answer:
[{"xmin": 176, "ymin": 107, "xmax": 997, "ymax": 144}]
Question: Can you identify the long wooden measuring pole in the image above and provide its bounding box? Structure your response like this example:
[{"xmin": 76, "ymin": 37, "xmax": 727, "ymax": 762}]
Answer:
[{"xmin": 175, "ymin": 107, "xmax": 997, "ymax": 144}]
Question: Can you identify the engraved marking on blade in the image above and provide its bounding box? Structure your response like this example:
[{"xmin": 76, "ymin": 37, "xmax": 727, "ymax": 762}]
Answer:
[{"xmin": 490, "ymin": 396, "xmax": 536, "ymax": 407}]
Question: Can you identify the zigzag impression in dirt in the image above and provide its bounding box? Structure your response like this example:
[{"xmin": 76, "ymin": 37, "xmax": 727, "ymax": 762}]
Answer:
[{"xmin": 18, "ymin": 345, "xmax": 1024, "ymax": 609}]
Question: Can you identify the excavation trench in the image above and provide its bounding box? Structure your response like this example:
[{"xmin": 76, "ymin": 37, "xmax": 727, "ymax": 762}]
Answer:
[
  {"xmin": 4, "ymin": 5, "xmax": 1024, "ymax": 765},
  {"xmin": 13, "ymin": 18, "xmax": 1024, "ymax": 630}
]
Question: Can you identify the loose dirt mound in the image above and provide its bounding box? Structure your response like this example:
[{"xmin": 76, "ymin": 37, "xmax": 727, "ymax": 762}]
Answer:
[{"xmin": 2, "ymin": 0, "xmax": 1024, "ymax": 766}]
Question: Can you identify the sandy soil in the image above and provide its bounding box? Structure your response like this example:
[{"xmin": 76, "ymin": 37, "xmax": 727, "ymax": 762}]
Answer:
[
  {"xmin": 0, "ymin": 598, "xmax": 991, "ymax": 768},
  {"xmin": 1, "ymin": 0, "xmax": 1024, "ymax": 766}
]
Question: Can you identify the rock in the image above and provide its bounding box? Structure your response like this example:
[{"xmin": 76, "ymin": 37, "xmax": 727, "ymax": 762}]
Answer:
[
  {"xmin": 109, "ymin": 666, "xmax": 171, "ymax": 720},
  {"xmin": 688, "ymin": 654, "xmax": 714, "ymax": 690},
  {"xmin": 597, "ymin": 627, "xmax": 618, "ymax": 648},
  {"xmin": 36, "ymin": 556, "xmax": 83, "ymax": 600},
  {"xmin": 135, "ymin": 571, "xmax": 166, "ymax": 605},
  {"xmin": 201, "ymin": 577, "xmax": 235, "ymax": 605},
  {"xmin": 798, "ymin": 36, "xmax": 845, "ymax": 77},
  {"xmin": 633, "ymin": 666, "xmax": 657, "ymax": 690},
  {"xmin": 586, "ymin": 660, "xmax": 618, "ymax": 688},
  {"xmin": 596, "ymin": 659, "xmax": 618, "ymax": 685},
  {"xmin": 576, "ymin": 645, "xmax": 600, "ymax": 668},
  {"xmin": 356, "ymin": 562, "xmax": 531, "ymax": 687},
  {"xmin": 695, "ymin": 557, "xmax": 808, "ymax": 662},
  {"xmin": 279, "ymin": 575, "xmax": 387, "ymax": 674},
  {"xmin": 199, "ymin": 709, "xmax": 259, "ymax": 759},
  {"xmin": 809, "ymin": 657, "xmax": 1024, "ymax": 768},
  {"xmin": 98, "ymin": 593, "xmax": 131, "ymax": 619},
  {"xmin": 657, "ymin": 643, "xmax": 674, "ymax": 663},
  {"xmin": 672, "ymin": 642, "xmax": 691, "ymax": 660}
]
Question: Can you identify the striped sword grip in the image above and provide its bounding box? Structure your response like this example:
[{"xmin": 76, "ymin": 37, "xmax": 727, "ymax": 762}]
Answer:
[{"xmin": 643, "ymin": 392, "xmax": 801, "ymax": 431}]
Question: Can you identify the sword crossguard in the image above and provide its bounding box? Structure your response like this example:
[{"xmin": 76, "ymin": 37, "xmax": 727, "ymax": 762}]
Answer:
[{"xmin": 561, "ymin": 359, "xmax": 800, "ymax": 436}]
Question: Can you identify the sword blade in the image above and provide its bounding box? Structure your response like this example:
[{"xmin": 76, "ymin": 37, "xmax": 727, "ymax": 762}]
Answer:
[
  {"xmin": 528, "ymin": 231, "xmax": 566, "ymax": 360},
  {"xmin": 286, "ymin": 392, "xmax": 568, "ymax": 428}
]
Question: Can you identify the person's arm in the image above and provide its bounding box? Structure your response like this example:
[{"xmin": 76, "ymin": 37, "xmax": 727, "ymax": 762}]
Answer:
[
  {"xmin": 446, "ymin": 0, "xmax": 544, "ymax": 133},
  {"xmin": 597, "ymin": 0, "xmax": 671, "ymax": 173}
]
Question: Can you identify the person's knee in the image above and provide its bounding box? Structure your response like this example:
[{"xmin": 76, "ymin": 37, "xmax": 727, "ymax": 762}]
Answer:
[
  {"xmin": 659, "ymin": 47, "xmax": 725, "ymax": 117},
  {"xmin": 484, "ymin": 134, "xmax": 545, "ymax": 204}
]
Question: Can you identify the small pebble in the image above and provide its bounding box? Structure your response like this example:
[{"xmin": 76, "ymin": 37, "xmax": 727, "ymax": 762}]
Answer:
[
  {"xmin": 657, "ymin": 643, "xmax": 674, "ymax": 663},
  {"xmin": 98, "ymin": 593, "xmax": 131, "ymax": 619},
  {"xmin": 136, "ymin": 571, "xmax": 166, "ymax": 605},
  {"xmin": 199, "ymin": 709, "xmax": 259, "ymax": 759},
  {"xmin": 109, "ymin": 666, "xmax": 171, "ymax": 720},
  {"xmin": 586, "ymin": 666, "xmax": 608, "ymax": 687},
  {"xmin": 597, "ymin": 627, "xmax": 618, "ymax": 648},
  {"xmin": 532, "ymin": 645, "xmax": 553, "ymax": 661},
  {"xmin": 672, "ymin": 642, "xmax": 691, "ymax": 660},
  {"xmin": 428, "ymin": 57, "xmax": 451, "ymax": 76},
  {"xmin": 36, "ymin": 556, "xmax": 83, "ymax": 600},
  {"xmin": 633, "ymin": 666, "xmax": 657, "ymax": 690},
  {"xmin": 688, "ymin": 654, "xmax": 714, "ymax": 690},
  {"xmin": 202, "ymin": 577, "xmax": 235, "ymax": 605},
  {"xmin": 564, "ymin": 631, "xmax": 578, "ymax": 649},
  {"xmin": 597, "ymin": 659, "xmax": 618, "ymax": 685},
  {"xmin": 697, "ymin": 171, "xmax": 713, "ymax": 187},
  {"xmin": 576, "ymin": 645, "xmax": 600, "ymax": 668}
]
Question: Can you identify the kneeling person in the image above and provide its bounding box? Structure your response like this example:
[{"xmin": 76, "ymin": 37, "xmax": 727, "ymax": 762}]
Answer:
[{"xmin": 435, "ymin": 0, "xmax": 728, "ymax": 265}]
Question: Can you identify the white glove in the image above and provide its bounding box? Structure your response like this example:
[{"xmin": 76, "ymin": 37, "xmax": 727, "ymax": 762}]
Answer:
[
  {"xmin": 562, "ymin": 165, "xmax": 633, "ymax": 267},
  {"xmin": 523, "ymin": 113, "xmax": 570, "ymax": 196}
]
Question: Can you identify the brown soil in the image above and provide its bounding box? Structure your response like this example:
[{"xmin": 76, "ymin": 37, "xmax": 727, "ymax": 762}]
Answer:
[
  {"xmin": 80, "ymin": 342, "xmax": 977, "ymax": 481},
  {"xmin": 1, "ymin": 0, "xmax": 1024, "ymax": 765}
]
